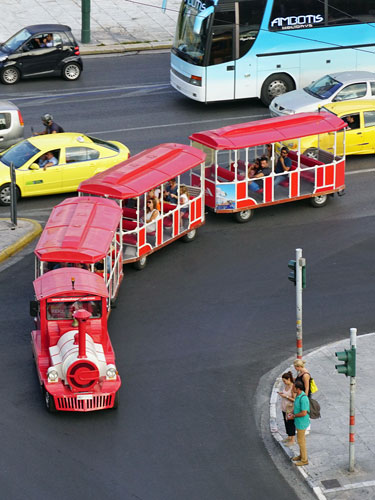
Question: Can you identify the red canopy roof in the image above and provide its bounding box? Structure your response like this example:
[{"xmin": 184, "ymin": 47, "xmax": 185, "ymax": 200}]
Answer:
[
  {"xmin": 35, "ymin": 197, "xmax": 122, "ymax": 263},
  {"xmin": 33, "ymin": 267, "xmax": 108, "ymax": 300},
  {"xmin": 189, "ymin": 112, "xmax": 347, "ymax": 150},
  {"xmin": 78, "ymin": 143, "xmax": 206, "ymax": 199}
]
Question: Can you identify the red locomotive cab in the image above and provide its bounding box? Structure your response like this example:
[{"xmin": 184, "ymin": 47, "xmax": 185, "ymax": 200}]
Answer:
[{"xmin": 31, "ymin": 268, "xmax": 121, "ymax": 412}]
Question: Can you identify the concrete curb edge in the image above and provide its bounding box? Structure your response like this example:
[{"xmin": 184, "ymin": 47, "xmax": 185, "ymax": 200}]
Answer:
[
  {"xmin": 80, "ymin": 42, "xmax": 172, "ymax": 56},
  {"xmin": 0, "ymin": 218, "xmax": 42, "ymax": 263}
]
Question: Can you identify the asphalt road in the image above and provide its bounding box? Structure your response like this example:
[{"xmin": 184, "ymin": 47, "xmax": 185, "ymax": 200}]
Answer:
[{"xmin": 0, "ymin": 53, "xmax": 374, "ymax": 500}]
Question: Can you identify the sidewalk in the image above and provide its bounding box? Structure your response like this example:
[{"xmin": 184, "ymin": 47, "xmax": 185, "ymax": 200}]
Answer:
[
  {"xmin": 271, "ymin": 333, "xmax": 375, "ymax": 500},
  {"xmin": 0, "ymin": 218, "xmax": 42, "ymax": 263},
  {"xmin": 0, "ymin": 0, "xmax": 180, "ymax": 54}
]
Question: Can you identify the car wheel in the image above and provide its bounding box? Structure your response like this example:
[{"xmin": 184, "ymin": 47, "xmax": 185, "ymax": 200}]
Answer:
[
  {"xmin": 182, "ymin": 228, "xmax": 197, "ymax": 242},
  {"xmin": 0, "ymin": 66, "xmax": 20, "ymax": 85},
  {"xmin": 43, "ymin": 387, "xmax": 56, "ymax": 413},
  {"xmin": 234, "ymin": 209, "xmax": 253, "ymax": 223},
  {"xmin": 310, "ymin": 194, "xmax": 328, "ymax": 208},
  {"xmin": 0, "ymin": 183, "xmax": 20, "ymax": 206},
  {"xmin": 303, "ymin": 148, "xmax": 319, "ymax": 160},
  {"xmin": 133, "ymin": 255, "xmax": 147, "ymax": 270},
  {"xmin": 260, "ymin": 73, "xmax": 294, "ymax": 106},
  {"xmin": 62, "ymin": 62, "xmax": 81, "ymax": 81}
]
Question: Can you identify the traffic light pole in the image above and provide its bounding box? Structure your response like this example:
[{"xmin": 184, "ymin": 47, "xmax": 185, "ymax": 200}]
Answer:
[
  {"xmin": 295, "ymin": 248, "xmax": 304, "ymax": 359},
  {"xmin": 349, "ymin": 327, "xmax": 357, "ymax": 472}
]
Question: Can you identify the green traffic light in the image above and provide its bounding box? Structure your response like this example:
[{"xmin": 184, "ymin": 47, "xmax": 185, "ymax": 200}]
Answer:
[
  {"xmin": 288, "ymin": 259, "xmax": 296, "ymax": 285},
  {"xmin": 335, "ymin": 347, "xmax": 356, "ymax": 377}
]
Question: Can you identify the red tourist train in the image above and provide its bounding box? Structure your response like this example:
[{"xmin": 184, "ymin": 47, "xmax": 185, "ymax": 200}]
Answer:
[{"xmin": 30, "ymin": 112, "xmax": 347, "ymax": 412}]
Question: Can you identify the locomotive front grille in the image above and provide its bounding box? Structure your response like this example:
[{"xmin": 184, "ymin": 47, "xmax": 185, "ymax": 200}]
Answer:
[{"xmin": 55, "ymin": 394, "xmax": 115, "ymax": 411}]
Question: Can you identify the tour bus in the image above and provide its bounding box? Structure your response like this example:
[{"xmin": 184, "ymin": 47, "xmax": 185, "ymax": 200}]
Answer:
[
  {"xmin": 30, "ymin": 267, "xmax": 121, "ymax": 412},
  {"xmin": 170, "ymin": 0, "xmax": 375, "ymax": 104},
  {"xmin": 79, "ymin": 143, "xmax": 206, "ymax": 270},
  {"xmin": 189, "ymin": 111, "xmax": 346, "ymax": 222},
  {"xmin": 34, "ymin": 196, "xmax": 123, "ymax": 311}
]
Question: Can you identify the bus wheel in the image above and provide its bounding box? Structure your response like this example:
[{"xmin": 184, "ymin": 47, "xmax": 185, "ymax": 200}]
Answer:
[
  {"xmin": 133, "ymin": 256, "xmax": 147, "ymax": 270},
  {"xmin": 43, "ymin": 388, "xmax": 56, "ymax": 413},
  {"xmin": 182, "ymin": 228, "xmax": 196, "ymax": 242},
  {"xmin": 234, "ymin": 209, "xmax": 253, "ymax": 223},
  {"xmin": 260, "ymin": 74, "xmax": 294, "ymax": 106},
  {"xmin": 303, "ymin": 148, "xmax": 319, "ymax": 160},
  {"xmin": 310, "ymin": 194, "xmax": 328, "ymax": 208}
]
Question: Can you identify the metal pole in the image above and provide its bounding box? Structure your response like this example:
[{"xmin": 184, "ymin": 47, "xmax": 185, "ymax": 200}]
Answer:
[
  {"xmin": 296, "ymin": 248, "xmax": 303, "ymax": 359},
  {"xmin": 349, "ymin": 327, "xmax": 356, "ymax": 472},
  {"xmin": 10, "ymin": 161, "xmax": 17, "ymax": 227},
  {"xmin": 81, "ymin": 0, "xmax": 91, "ymax": 44}
]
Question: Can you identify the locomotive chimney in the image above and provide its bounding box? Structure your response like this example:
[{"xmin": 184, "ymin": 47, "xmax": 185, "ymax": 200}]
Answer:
[{"xmin": 73, "ymin": 309, "xmax": 91, "ymax": 359}]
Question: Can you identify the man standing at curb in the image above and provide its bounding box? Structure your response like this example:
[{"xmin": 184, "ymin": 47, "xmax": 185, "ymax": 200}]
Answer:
[{"xmin": 288, "ymin": 379, "xmax": 310, "ymax": 466}]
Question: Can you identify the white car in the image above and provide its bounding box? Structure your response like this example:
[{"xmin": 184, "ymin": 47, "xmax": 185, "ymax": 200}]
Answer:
[{"xmin": 269, "ymin": 71, "xmax": 375, "ymax": 117}]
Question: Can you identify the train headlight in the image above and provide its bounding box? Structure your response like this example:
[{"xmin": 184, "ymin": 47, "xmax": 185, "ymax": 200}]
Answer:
[
  {"xmin": 106, "ymin": 364, "xmax": 117, "ymax": 380},
  {"xmin": 47, "ymin": 367, "xmax": 59, "ymax": 383}
]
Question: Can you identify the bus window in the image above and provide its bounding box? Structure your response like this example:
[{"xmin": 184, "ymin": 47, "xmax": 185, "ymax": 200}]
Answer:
[
  {"xmin": 209, "ymin": 27, "xmax": 234, "ymax": 65},
  {"xmin": 239, "ymin": 1, "xmax": 266, "ymax": 57},
  {"xmin": 328, "ymin": 0, "xmax": 373, "ymax": 25},
  {"xmin": 269, "ymin": 0, "xmax": 325, "ymax": 30}
]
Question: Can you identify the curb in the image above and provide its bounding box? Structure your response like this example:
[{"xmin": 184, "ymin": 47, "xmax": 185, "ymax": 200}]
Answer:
[
  {"xmin": 0, "ymin": 218, "xmax": 42, "ymax": 263},
  {"xmin": 80, "ymin": 42, "xmax": 172, "ymax": 56}
]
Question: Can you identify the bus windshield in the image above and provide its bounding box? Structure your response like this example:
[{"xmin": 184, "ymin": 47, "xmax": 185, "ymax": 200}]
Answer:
[
  {"xmin": 172, "ymin": 0, "xmax": 211, "ymax": 66},
  {"xmin": 304, "ymin": 75, "xmax": 342, "ymax": 99}
]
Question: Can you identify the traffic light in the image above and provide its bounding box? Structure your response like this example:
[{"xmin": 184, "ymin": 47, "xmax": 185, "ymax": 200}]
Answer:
[
  {"xmin": 335, "ymin": 347, "xmax": 356, "ymax": 377},
  {"xmin": 301, "ymin": 263, "xmax": 306, "ymax": 289},
  {"xmin": 288, "ymin": 260, "xmax": 296, "ymax": 285}
]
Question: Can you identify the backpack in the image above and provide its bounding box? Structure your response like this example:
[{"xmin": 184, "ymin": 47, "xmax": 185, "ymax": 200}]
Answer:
[{"xmin": 304, "ymin": 394, "xmax": 321, "ymax": 419}]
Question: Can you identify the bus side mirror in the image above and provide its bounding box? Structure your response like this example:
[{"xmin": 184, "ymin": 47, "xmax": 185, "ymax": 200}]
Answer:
[
  {"xmin": 30, "ymin": 300, "xmax": 39, "ymax": 317},
  {"xmin": 193, "ymin": 6, "xmax": 214, "ymax": 34}
]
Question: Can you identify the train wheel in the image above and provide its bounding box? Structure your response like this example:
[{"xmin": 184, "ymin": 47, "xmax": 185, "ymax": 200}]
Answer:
[
  {"xmin": 43, "ymin": 388, "xmax": 56, "ymax": 413},
  {"xmin": 182, "ymin": 228, "xmax": 196, "ymax": 242},
  {"xmin": 234, "ymin": 209, "xmax": 253, "ymax": 223},
  {"xmin": 133, "ymin": 256, "xmax": 147, "ymax": 270},
  {"xmin": 310, "ymin": 194, "xmax": 328, "ymax": 208}
]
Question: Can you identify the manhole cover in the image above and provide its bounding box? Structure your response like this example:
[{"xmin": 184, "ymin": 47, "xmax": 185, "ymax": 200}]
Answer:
[{"xmin": 321, "ymin": 479, "xmax": 341, "ymax": 489}]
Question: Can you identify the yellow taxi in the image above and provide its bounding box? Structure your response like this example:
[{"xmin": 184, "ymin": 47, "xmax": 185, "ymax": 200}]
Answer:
[
  {"xmin": 0, "ymin": 133, "xmax": 129, "ymax": 205},
  {"xmin": 282, "ymin": 100, "xmax": 375, "ymax": 158}
]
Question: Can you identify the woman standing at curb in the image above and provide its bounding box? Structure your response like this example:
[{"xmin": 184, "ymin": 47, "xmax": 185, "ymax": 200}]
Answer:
[
  {"xmin": 278, "ymin": 371, "xmax": 296, "ymax": 446},
  {"xmin": 294, "ymin": 359, "xmax": 312, "ymax": 434},
  {"xmin": 294, "ymin": 359, "xmax": 311, "ymax": 396}
]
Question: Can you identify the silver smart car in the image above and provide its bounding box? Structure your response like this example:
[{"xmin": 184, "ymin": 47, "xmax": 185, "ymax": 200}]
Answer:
[{"xmin": 0, "ymin": 100, "xmax": 24, "ymax": 150}]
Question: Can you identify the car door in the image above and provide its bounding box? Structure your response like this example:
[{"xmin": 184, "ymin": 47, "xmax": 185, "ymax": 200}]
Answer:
[
  {"xmin": 19, "ymin": 149, "xmax": 63, "ymax": 196},
  {"xmin": 16, "ymin": 33, "xmax": 61, "ymax": 76},
  {"xmin": 62, "ymin": 146, "xmax": 100, "ymax": 191},
  {"xmin": 360, "ymin": 110, "xmax": 375, "ymax": 154},
  {"xmin": 340, "ymin": 113, "xmax": 368, "ymax": 155}
]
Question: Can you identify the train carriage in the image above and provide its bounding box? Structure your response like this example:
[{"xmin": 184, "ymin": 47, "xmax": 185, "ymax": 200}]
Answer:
[
  {"xmin": 189, "ymin": 112, "xmax": 347, "ymax": 222},
  {"xmin": 34, "ymin": 196, "xmax": 123, "ymax": 310},
  {"xmin": 79, "ymin": 143, "xmax": 206, "ymax": 269}
]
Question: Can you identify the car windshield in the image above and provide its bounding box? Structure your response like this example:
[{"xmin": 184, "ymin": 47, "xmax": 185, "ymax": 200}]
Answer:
[
  {"xmin": 1, "ymin": 140, "xmax": 40, "ymax": 168},
  {"xmin": 2, "ymin": 28, "xmax": 32, "ymax": 52},
  {"xmin": 304, "ymin": 75, "xmax": 342, "ymax": 100},
  {"xmin": 87, "ymin": 135, "xmax": 119, "ymax": 152}
]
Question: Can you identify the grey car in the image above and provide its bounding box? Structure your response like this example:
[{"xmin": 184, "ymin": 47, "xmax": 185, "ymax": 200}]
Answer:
[
  {"xmin": 269, "ymin": 71, "xmax": 375, "ymax": 117},
  {"xmin": 0, "ymin": 100, "xmax": 24, "ymax": 151}
]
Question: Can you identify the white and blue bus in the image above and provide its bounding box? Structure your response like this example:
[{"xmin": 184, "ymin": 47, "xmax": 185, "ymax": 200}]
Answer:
[{"xmin": 170, "ymin": 0, "xmax": 375, "ymax": 105}]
